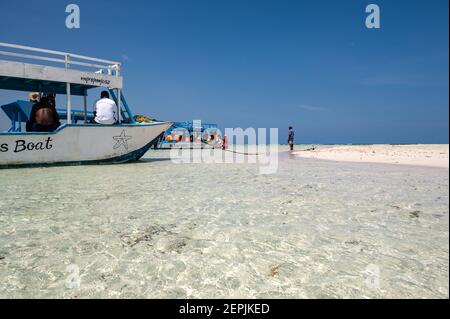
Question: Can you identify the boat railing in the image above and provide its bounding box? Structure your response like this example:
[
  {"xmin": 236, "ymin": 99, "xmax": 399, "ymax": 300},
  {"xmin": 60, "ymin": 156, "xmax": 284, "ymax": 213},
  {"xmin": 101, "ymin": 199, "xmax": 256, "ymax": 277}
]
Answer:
[
  {"xmin": 0, "ymin": 42, "xmax": 125, "ymax": 125},
  {"xmin": 0, "ymin": 42, "xmax": 121, "ymax": 75}
]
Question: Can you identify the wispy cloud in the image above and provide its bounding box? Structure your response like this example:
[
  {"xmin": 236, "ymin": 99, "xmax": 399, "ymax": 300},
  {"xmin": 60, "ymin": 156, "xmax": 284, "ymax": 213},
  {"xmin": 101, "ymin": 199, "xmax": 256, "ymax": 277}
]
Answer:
[
  {"xmin": 297, "ymin": 104, "xmax": 327, "ymax": 112},
  {"xmin": 122, "ymin": 54, "xmax": 129, "ymax": 61}
]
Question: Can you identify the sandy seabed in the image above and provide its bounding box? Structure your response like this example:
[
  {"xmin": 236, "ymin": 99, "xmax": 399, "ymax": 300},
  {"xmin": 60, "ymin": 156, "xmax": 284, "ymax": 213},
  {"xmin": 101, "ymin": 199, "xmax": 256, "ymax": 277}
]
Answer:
[{"xmin": 0, "ymin": 145, "xmax": 448, "ymax": 298}]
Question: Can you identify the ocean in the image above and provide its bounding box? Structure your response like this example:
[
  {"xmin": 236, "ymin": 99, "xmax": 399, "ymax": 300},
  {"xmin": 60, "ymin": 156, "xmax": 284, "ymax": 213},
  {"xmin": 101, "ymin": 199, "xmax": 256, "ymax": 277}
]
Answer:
[{"xmin": 0, "ymin": 146, "xmax": 448, "ymax": 298}]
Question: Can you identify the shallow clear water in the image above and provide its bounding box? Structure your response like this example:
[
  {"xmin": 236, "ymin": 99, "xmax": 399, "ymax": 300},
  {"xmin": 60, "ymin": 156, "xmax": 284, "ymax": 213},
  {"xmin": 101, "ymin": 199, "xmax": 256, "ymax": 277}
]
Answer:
[{"xmin": 0, "ymin": 146, "xmax": 448, "ymax": 298}]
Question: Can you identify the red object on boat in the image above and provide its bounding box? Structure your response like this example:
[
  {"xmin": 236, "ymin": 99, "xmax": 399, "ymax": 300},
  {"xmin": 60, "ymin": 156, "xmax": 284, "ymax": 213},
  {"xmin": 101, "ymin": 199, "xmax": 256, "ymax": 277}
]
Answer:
[{"xmin": 222, "ymin": 135, "xmax": 229, "ymax": 150}]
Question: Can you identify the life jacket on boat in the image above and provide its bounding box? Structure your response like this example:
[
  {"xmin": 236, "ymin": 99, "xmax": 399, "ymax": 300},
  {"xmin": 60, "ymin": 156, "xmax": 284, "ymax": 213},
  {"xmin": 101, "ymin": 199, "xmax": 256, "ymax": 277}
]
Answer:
[{"xmin": 223, "ymin": 136, "xmax": 229, "ymax": 149}]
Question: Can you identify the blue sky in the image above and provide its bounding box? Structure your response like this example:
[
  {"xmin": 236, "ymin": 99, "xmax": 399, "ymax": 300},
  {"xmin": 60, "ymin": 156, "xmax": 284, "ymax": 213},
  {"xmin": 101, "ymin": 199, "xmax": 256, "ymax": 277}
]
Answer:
[{"xmin": 0, "ymin": 0, "xmax": 448, "ymax": 143}]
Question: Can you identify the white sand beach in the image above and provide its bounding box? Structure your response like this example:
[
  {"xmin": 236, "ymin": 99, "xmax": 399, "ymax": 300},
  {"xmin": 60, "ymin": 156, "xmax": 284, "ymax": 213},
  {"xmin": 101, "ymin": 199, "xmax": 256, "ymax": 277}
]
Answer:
[{"xmin": 295, "ymin": 145, "xmax": 449, "ymax": 168}]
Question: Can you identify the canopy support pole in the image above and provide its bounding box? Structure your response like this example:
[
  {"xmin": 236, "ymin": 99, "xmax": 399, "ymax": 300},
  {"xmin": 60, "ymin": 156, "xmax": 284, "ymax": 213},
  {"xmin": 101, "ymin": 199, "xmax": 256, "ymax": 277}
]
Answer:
[
  {"xmin": 65, "ymin": 54, "xmax": 72, "ymax": 124},
  {"xmin": 83, "ymin": 89, "xmax": 87, "ymax": 123},
  {"xmin": 115, "ymin": 66, "xmax": 121, "ymax": 124},
  {"xmin": 117, "ymin": 88, "xmax": 121, "ymax": 124},
  {"xmin": 66, "ymin": 83, "xmax": 71, "ymax": 124}
]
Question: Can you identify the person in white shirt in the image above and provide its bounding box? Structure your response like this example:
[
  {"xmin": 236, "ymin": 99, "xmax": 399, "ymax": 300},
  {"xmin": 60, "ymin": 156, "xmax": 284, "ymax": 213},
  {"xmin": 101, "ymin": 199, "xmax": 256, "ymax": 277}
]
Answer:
[{"xmin": 92, "ymin": 91, "xmax": 117, "ymax": 124}]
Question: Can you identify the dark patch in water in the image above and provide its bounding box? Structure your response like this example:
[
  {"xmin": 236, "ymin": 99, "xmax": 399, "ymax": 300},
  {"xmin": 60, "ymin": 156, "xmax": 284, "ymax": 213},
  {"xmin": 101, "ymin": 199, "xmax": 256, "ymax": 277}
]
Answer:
[
  {"xmin": 270, "ymin": 265, "xmax": 280, "ymax": 277},
  {"xmin": 345, "ymin": 240, "xmax": 361, "ymax": 245},
  {"xmin": 409, "ymin": 211, "xmax": 421, "ymax": 219},
  {"xmin": 167, "ymin": 238, "xmax": 187, "ymax": 253},
  {"xmin": 120, "ymin": 225, "xmax": 172, "ymax": 247}
]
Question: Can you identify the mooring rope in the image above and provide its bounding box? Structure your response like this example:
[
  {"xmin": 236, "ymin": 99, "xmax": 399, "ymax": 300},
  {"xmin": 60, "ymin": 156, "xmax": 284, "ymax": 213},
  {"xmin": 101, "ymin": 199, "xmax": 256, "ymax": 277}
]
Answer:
[
  {"xmin": 196, "ymin": 142, "xmax": 317, "ymax": 155},
  {"xmin": 296, "ymin": 146, "xmax": 316, "ymax": 152},
  {"xmin": 200, "ymin": 141, "xmax": 260, "ymax": 156},
  {"xmin": 222, "ymin": 148, "xmax": 260, "ymax": 156}
]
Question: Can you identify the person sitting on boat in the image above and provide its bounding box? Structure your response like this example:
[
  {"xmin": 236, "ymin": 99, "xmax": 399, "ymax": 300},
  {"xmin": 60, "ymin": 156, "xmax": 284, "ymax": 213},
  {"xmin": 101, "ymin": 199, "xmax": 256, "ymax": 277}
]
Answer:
[
  {"xmin": 92, "ymin": 91, "xmax": 117, "ymax": 124},
  {"xmin": 26, "ymin": 96, "xmax": 61, "ymax": 132}
]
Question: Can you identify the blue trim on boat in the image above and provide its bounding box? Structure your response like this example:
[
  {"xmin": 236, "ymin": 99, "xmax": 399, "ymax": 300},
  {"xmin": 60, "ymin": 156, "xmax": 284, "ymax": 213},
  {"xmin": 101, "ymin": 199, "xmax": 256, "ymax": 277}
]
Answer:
[
  {"xmin": 0, "ymin": 133, "xmax": 163, "ymax": 169},
  {"xmin": 0, "ymin": 122, "xmax": 171, "ymax": 136}
]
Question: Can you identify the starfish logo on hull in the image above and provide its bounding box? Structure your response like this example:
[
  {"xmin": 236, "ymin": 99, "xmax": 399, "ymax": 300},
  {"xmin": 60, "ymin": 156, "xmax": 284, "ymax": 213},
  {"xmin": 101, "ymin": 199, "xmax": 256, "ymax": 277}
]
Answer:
[{"xmin": 113, "ymin": 130, "xmax": 132, "ymax": 150}]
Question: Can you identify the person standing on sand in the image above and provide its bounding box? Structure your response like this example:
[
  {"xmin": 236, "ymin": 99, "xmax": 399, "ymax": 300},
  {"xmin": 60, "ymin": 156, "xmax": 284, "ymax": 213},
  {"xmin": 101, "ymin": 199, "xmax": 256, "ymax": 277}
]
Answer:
[{"xmin": 288, "ymin": 126, "xmax": 295, "ymax": 151}]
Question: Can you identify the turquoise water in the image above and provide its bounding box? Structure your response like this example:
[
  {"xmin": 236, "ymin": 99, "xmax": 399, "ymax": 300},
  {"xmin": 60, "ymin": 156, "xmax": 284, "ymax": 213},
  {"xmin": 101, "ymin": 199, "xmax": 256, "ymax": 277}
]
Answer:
[{"xmin": 0, "ymin": 146, "xmax": 448, "ymax": 298}]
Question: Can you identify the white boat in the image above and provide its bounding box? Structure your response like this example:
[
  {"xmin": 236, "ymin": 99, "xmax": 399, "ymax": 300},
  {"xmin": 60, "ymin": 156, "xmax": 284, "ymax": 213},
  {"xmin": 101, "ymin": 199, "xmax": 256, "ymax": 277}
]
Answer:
[{"xmin": 0, "ymin": 43, "xmax": 172, "ymax": 168}]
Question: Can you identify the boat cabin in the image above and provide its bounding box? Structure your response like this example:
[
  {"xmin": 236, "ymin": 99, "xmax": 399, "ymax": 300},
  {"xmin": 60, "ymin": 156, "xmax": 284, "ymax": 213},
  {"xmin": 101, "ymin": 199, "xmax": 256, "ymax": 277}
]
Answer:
[{"xmin": 0, "ymin": 42, "xmax": 135, "ymax": 132}]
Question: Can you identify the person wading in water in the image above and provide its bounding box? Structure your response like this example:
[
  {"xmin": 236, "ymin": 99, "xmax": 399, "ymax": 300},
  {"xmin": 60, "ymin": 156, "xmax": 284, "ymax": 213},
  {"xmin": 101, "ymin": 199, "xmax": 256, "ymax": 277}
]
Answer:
[{"xmin": 288, "ymin": 126, "xmax": 295, "ymax": 151}]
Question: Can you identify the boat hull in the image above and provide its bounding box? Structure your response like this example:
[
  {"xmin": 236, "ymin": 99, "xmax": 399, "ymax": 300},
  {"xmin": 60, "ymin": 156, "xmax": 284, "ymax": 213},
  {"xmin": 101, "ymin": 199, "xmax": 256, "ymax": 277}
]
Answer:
[{"xmin": 0, "ymin": 122, "xmax": 171, "ymax": 168}]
